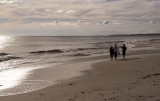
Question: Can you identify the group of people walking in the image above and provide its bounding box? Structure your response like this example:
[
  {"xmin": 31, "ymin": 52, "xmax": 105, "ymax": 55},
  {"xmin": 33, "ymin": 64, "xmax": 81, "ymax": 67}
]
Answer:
[{"xmin": 109, "ymin": 44, "xmax": 127, "ymax": 60}]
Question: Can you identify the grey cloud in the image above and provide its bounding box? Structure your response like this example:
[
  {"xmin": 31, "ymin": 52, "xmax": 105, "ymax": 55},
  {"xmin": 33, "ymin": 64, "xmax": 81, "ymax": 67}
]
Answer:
[
  {"xmin": 23, "ymin": 18, "xmax": 54, "ymax": 23},
  {"xmin": 75, "ymin": 9, "xmax": 93, "ymax": 17},
  {"xmin": 102, "ymin": 20, "xmax": 121, "ymax": 24},
  {"xmin": 149, "ymin": 21, "xmax": 157, "ymax": 24},
  {"xmin": 77, "ymin": 20, "xmax": 86, "ymax": 23},
  {"xmin": 0, "ymin": 0, "xmax": 160, "ymax": 35},
  {"xmin": 40, "ymin": 21, "xmax": 79, "ymax": 27},
  {"xmin": 23, "ymin": 18, "xmax": 77, "ymax": 23},
  {"xmin": 11, "ymin": 8, "xmax": 47, "ymax": 17},
  {"xmin": 0, "ymin": 18, "xmax": 8, "ymax": 23},
  {"xmin": 103, "ymin": 20, "xmax": 109, "ymax": 24}
]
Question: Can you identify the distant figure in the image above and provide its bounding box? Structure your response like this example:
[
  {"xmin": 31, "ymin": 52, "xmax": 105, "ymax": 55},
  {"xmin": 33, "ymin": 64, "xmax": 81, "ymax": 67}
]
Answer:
[
  {"xmin": 109, "ymin": 46, "xmax": 114, "ymax": 60},
  {"xmin": 121, "ymin": 44, "xmax": 127, "ymax": 59},
  {"xmin": 114, "ymin": 44, "xmax": 119, "ymax": 60}
]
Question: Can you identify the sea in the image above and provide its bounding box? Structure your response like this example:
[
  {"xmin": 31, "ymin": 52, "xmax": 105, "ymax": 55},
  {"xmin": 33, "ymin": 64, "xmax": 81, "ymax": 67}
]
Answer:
[{"xmin": 0, "ymin": 34, "xmax": 160, "ymax": 96}]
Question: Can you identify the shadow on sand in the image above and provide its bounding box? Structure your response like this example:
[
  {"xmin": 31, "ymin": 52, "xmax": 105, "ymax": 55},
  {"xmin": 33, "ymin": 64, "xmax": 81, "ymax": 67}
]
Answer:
[{"xmin": 117, "ymin": 58, "xmax": 140, "ymax": 61}]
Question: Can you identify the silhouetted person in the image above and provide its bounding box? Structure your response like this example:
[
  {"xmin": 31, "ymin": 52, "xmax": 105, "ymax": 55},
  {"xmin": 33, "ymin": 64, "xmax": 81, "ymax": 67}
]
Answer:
[
  {"xmin": 114, "ymin": 44, "xmax": 119, "ymax": 60},
  {"xmin": 109, "ymin": 46, "xmax": 114, "ymax": 60},
  {"xmin": 121, "ymin": 44, "xmax": 127, "ymax": 59}
]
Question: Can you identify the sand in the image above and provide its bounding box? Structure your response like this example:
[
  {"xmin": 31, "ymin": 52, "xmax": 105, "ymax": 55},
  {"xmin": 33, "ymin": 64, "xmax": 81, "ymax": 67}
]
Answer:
[{"xmin": 0, "ymin": 53, "xmax": 160, "ymax": 101}]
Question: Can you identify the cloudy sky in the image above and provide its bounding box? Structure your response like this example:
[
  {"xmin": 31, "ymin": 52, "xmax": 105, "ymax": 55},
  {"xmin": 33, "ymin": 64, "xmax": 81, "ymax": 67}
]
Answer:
[{"xmin": 0, "ymin": 0, "xmax": 160, "ymax": 36}]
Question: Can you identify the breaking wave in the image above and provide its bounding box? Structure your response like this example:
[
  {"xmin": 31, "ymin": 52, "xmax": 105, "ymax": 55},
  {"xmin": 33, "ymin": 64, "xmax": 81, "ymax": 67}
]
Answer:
[
  {"xmin": 30, "ymin": 49, "xmax": 63, "ymax": 54},
  {"xmin": 0, "ymin": 56, "xmax": 21, "ymax": 62}
]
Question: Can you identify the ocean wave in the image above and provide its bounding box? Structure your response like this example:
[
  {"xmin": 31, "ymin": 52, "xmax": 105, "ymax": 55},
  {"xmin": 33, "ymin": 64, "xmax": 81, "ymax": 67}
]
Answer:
[
  {"xmin": 63, "ymin": 48, "xmax": 103, "ymax": 52},
  {"xmin": 74, "ymin": 47, "xmax": 109, "ymax": 51},
  {"xmin": 76, "ymin": 48, "xmax": 101, "ymax": 51},
  {"xmin": 149, "ymin": 39, "xmax": 160, "ymax": 42},
  {"xmin": 0, "ymin": 53, "xmax": 9, "ymax": 56},
  {"xmin": 29, "ymin": 41, "xmax": 128, "ymax": 56},
  {"xmin": 96, "ymin": 41, "xmax": 125, "ymax": 44},
  {"xmin": 29, "ymin": 47, "xmax": 108, "ymax": 55},
  {"xmin": 108, "ymin": 33, "xmax": 160, "ymax": 37},
  {"xmin": 30, "ymin": 49, "xmax": 63, "ymax": 54},
  {"xmin": 0, "ymin": 56, "xmax": 21, "ymax": 62}
]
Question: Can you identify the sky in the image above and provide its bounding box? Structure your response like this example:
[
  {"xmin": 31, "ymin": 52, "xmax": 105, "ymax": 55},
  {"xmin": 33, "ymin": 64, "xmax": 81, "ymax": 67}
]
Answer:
[{"xmin": 0, "ymin": 0, "xmax": 160, "ymax": 36}]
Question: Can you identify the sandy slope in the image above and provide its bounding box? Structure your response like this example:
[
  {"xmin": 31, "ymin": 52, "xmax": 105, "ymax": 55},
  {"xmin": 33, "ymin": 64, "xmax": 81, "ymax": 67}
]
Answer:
[{"xmin": 0, "ymin": 54, "xmax": 160, "ymax": 101}]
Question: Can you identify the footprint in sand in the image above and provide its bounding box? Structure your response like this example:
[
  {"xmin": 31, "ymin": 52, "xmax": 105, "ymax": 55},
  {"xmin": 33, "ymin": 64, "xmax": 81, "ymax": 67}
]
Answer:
[
  {"xmin": 68, "ymin": 98, "xmax": 75, "ymax": 101},
  {"xmin": 68, "ymin": 83, "xmax": 75, "ymax": 86}
]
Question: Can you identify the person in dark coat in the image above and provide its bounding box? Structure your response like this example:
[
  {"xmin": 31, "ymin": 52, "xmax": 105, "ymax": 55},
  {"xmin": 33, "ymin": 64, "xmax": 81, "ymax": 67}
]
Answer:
[
  {"xmin": 109, "ymin": 46, "xmax": 114, "ymax": 60},
  {"xmin": 121, "ymin": 44, "xmax": 127, "ymax": 59}
]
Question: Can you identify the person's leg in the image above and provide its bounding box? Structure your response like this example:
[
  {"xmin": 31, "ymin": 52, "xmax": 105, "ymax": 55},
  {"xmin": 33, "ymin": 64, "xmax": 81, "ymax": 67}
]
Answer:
[
  {"xmin": 110, "ymin": 56, "xmax": 112, "ymax": 60},
  {"xmin": 110, "ymin": 54, "xmax": 112, "ymax": 60},
  {"xmin": 123, "ymin": 52, "xmax": 126, "ymax": 59},
  {"xmin": 114, "ymin": 52, "xmax": 117, "ymax": 60},
  {"xmin": 111, "ymin": 54, "xmax": 113, "ymax": 60}
]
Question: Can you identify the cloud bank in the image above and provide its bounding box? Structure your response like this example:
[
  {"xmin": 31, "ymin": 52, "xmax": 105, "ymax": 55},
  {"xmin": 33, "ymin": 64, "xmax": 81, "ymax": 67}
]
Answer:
[{"xmin": 0, "ymin": 0, "xmax": 160, "ymax": 35}]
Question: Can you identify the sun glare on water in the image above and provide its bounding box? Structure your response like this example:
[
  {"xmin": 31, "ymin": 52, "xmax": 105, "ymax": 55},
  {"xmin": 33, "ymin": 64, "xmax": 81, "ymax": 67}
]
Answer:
[{"xmin": 0, "ymin": 36, "xmax": 11, "ymax": 49}]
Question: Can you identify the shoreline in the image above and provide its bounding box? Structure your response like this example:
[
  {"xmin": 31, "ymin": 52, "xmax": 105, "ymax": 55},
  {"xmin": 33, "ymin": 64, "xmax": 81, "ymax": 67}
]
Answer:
[
  {"xmin": 0, "ymin": 51, "xmax": 150, "ymax": 96},
  {"xmin": 0, "ymin": 54, "xmax": 108, "ymax": 96},
  {"xmin": 0, "ymin": 53, "xmax": 160, "ymax": 101}
]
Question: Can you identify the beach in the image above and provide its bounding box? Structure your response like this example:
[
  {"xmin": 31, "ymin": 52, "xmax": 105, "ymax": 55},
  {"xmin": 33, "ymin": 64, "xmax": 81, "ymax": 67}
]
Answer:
[
  {"xmin": 0, "ymin": 53, "xmax": 160, "ymax": 101},
  {"xmin": 0, "ymin": 35, "xmax": 160, "ymax": 100},
  {"xmin": 1, "ymin": 0, "xmax": 160, "ymax": 100}
]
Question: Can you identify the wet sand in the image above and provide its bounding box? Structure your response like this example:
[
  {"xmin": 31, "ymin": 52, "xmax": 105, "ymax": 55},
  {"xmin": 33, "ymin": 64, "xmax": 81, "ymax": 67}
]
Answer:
[{"xmin": 0, "ymin": 53, "xmax": 160, "ymax": 101}]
